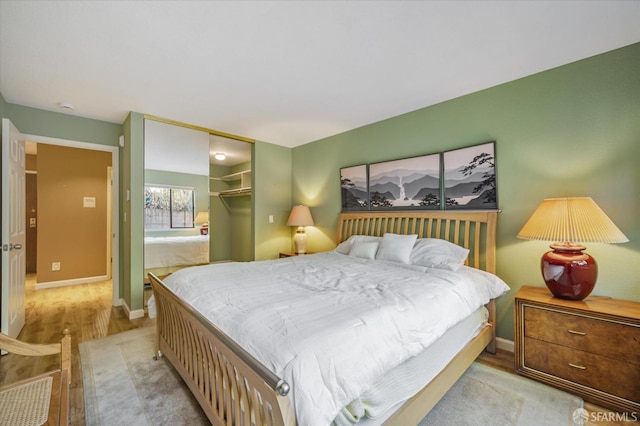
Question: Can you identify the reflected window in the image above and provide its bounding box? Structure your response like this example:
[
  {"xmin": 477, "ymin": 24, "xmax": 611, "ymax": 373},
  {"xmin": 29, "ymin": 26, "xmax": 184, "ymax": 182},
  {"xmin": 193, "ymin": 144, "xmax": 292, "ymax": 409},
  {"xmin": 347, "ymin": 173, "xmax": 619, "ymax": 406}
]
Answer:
[{"xmin": 144, "ymin": 185, "xmax": 194, "ymax": 229}]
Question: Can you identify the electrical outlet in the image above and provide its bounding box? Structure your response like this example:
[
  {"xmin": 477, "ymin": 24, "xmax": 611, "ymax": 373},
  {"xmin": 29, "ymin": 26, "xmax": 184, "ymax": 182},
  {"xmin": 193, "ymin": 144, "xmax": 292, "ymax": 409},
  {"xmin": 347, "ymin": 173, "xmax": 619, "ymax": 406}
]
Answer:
[{"xmin": 52, "ymin": 262, "xmax": 61, "ymax": 271}]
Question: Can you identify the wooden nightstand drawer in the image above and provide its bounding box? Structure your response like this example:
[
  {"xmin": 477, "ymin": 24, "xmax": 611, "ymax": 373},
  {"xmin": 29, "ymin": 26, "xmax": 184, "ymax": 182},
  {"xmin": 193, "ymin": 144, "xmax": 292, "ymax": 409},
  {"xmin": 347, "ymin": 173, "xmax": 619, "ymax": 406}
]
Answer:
[
  {"xmin": 523, "ymin": 306, "xmax": 640, "ymax": 365},
  {"xmin": 515, "ymin": 286, "xmax": 640, "ymax": 413},
  {"xmin": 524, "ymin": 337, "xmax": 640, "ymax": 403}
]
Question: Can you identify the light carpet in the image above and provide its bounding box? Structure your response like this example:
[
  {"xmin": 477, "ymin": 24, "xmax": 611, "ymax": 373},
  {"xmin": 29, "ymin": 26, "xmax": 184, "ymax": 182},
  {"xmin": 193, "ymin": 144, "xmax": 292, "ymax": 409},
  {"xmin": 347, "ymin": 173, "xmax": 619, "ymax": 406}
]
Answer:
[
  {"xmin": 80, "ymin": 327, "xmax": 208, "ymax": 425},
  {"xmin": 80, "ymin": 326, "xmax": 582, "ymax": 426},
  {"xmin": 421, "ymin": 362, "xmax": 583, "ymax": 425}
]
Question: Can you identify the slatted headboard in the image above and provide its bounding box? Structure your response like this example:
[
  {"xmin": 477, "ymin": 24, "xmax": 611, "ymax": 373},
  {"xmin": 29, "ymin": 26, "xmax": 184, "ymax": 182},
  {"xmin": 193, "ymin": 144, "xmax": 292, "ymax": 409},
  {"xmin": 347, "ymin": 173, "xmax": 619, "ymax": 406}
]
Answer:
[{"xmin": 336, "ymin": 211, "xmax": 497, "ymax": 274}]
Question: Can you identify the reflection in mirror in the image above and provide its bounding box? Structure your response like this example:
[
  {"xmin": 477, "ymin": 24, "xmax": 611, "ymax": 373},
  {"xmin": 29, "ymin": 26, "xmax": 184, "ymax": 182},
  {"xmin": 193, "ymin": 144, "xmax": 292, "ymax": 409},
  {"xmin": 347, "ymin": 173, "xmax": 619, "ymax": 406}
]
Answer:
[{"xmin": 143, "ymin": 119, "xmax": 210, "ymax": 283}]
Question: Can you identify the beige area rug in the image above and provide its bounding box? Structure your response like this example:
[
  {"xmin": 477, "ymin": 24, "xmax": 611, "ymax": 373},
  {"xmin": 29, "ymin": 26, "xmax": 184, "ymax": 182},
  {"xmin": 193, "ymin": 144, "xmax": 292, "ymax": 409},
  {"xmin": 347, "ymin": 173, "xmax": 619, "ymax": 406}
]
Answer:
[
  {"xmin": 420, "ymin": 362, "xmax": 583, "ymax": 425},
  {"xmin": 80, "ymin": 327, "xmax": 582, "ymax": 426},
  {"xmin": 80, "ymin": 327, "xmax": 208, "ymax": 425}
]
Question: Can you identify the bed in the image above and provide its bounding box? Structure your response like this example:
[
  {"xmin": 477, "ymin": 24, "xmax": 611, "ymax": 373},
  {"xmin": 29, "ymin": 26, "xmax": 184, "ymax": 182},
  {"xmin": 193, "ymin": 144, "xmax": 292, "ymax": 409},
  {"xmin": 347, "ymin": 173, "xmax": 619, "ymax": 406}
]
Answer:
[
  {"xmin": 144, "ymin": 235, "xmax": 209, "ymax": 280},
  {"xmin": 148, "ymin": 210, "xmax": 508, "ymax": 425}
]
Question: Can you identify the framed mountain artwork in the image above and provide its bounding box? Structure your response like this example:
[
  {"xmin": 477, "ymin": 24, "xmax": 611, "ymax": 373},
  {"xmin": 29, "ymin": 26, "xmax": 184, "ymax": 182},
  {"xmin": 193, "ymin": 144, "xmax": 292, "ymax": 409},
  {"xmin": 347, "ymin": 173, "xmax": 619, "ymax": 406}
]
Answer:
[
  {"xmin": 340, "ymin": 164, "xmax": 369, "ymax": 211},
  {"xmin": 368, "ymin": 154, "xmax": 441, "ymax": 210},
  {"xmin": 443, "ymin": 142, "xmax": 497, "ymax": 210}
]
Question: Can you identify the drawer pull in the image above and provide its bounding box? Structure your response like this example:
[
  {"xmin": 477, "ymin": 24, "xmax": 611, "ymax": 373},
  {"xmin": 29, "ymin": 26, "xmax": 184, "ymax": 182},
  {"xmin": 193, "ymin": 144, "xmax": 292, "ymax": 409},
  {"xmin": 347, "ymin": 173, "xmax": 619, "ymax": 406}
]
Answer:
[
  {"xmin": 568, "ymin": 363, "xmax": 587, "ymax": 370},
  {"xmin": 567, "ymin": 329, "xmax": 586, "ymax": 336}
]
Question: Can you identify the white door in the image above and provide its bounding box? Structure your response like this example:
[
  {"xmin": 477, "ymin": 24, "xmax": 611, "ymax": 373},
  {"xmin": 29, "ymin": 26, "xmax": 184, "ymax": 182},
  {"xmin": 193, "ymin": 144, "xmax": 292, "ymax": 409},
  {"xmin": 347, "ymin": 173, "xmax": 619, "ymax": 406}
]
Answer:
[{"xmin": 1, "ymin": 118, "xmax": 26, "ymax": 338}]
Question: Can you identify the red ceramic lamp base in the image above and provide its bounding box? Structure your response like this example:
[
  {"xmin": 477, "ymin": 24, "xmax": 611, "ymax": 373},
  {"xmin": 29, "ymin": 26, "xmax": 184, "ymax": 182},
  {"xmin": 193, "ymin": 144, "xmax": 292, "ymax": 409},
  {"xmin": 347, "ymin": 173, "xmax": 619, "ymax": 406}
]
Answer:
[{"xmin": 541, "ymin": 243, "xmax": 597, "ymax": 301}]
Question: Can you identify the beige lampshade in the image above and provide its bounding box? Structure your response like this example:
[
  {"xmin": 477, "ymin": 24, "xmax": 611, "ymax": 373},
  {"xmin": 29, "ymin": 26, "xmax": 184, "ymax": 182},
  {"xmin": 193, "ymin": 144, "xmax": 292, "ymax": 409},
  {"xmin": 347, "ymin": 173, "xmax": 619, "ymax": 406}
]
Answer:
[
  {"xmin": 194, "ymin": 211, "xmax": 209, "ymax": 224},
  {"xmin": 287, "ymin": 205, "xmax": 314, "ymax": 227},
  {"xmin": 517, "ymin": 197, "xmax": 628, "ymax": 244}
]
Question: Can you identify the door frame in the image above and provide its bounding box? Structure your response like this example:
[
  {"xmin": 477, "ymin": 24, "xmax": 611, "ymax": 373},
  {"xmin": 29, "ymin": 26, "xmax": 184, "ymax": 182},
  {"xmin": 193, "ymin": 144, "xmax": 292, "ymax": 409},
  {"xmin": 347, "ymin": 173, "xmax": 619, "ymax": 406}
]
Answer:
[
  {"xmin": 106, "ymin": 167, "xmax": 113, "ymax": 280},
  {"xmin": 22, "ymin": 133, "xmax": 120, "ymax": 305}
]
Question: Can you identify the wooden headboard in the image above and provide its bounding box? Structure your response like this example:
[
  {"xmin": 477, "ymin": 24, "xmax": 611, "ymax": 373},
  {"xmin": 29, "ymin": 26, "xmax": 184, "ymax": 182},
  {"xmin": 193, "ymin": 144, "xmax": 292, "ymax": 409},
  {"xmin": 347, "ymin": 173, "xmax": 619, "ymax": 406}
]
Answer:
[{"xmin": 336, "ymin": 211, "xmax": 497, "ymax": 274}]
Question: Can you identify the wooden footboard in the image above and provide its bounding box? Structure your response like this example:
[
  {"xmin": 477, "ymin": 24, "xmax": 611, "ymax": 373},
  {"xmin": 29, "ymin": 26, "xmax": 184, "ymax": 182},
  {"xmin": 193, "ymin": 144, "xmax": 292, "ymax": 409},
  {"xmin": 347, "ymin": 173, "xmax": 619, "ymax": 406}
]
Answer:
[
  {"xmin": 148, "ymin": 273, "xmax": 295, "ymax": 426},
  {"xmin": 149, "ymin": 275, "xmax": 497, "ymax": 426},
  {"xmin": 149, "ymin": 210, "xmax": 500, "ymax": 425}
]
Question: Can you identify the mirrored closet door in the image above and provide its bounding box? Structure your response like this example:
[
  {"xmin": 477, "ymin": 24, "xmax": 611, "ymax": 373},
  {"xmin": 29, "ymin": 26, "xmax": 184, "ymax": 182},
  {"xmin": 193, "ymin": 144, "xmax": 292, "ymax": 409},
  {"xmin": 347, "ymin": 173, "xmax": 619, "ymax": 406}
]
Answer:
[{"xmin": 143, "ymin": 118, "xmax": 254, "ymax": 285}]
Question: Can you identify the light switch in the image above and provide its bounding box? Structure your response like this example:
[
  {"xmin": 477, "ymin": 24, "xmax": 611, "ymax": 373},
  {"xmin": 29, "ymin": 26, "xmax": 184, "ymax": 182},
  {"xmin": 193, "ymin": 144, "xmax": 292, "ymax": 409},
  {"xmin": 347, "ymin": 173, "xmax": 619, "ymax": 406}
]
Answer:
[{"xmin": 269, "ymin": 215, "xmax": 274, "ymax": 223}]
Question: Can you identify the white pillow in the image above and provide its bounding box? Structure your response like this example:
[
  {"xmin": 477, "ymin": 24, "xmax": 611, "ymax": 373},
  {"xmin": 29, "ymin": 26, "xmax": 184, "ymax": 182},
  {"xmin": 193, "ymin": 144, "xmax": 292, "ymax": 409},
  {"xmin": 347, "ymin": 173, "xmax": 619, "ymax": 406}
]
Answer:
[
  {"xmin": 375, "ymin": 233, "xmax": 418, "ymax": 264},
  {"xmin": 334, "ymin": 235, "xmax": 381, "ymax": 254},
  {"xmin": 348, "ymin": 241, "xmax": 380, "ymax": 259},
  {"xmin": 410, "ymin": 238, "xmax": 469, "ymax": 271}
]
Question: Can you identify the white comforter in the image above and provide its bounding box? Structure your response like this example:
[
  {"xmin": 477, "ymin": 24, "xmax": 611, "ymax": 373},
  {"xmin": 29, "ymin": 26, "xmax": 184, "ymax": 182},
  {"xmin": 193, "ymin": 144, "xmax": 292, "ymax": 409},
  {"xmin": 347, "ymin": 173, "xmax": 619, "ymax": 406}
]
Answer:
[
  {"xmin": 160, "ymin": 252, "xmax": 509, "ymax": 425},
  {"xmin": 144, "ymin": 235, "xmax": 209, "ymax": 269}
]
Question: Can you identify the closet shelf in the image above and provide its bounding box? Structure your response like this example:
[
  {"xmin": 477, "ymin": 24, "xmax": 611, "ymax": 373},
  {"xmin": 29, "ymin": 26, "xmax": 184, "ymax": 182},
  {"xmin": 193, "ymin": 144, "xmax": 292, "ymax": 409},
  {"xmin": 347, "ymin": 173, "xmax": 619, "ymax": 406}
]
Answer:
[
  {"xmin": 210, "ymin": 169, "xmax": 251, "ymax": 197},
  {"xmin": 210, "ymin": 170, "xmax": 251, "ymax": 183}
]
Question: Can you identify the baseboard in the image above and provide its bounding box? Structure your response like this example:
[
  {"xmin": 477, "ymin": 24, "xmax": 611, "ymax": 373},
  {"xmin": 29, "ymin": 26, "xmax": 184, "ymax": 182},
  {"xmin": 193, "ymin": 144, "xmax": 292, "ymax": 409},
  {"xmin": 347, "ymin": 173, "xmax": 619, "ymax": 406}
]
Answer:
[
  {"xmin": 496, "ymin": 337, "xmax": 514, "ymax": 353},
  {"xmin": 35, "ymin": 275, "xmax": 109, "ymax": 290},
  {"xmin": 129, "ymin": 309, "xmax": 145, "ymax": 319},
  {"xmin": 121, "ymin": 298, "xmax": 145, "ymax": 320}
]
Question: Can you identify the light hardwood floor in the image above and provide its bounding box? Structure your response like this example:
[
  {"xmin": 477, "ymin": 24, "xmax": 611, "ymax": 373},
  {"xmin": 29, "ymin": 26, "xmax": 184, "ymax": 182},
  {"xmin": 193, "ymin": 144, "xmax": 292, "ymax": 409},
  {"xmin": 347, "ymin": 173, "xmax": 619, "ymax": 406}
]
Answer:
[
  {"xmin": 0, "ymin": 276, "xmax": 633, "ymax": 425},
  {"xmin": 0, "ymin": 275, "xmax": 153, "ymax": 425}
]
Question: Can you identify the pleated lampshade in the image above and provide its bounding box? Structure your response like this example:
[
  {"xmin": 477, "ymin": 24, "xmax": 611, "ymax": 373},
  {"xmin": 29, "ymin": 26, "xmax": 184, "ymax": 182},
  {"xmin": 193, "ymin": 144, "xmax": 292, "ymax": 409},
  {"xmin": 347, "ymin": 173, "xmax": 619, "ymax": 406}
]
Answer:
[
  {"xmin": 517, "ymin": 197, "xmax": 628, "ymax": 300},
  {"xmin": 194, "ymin": 211, "xmax": 209, "ymax": 225},
  {"xmin": 517, "ymin": 197, "xmax": 628, "ymax": 244}
]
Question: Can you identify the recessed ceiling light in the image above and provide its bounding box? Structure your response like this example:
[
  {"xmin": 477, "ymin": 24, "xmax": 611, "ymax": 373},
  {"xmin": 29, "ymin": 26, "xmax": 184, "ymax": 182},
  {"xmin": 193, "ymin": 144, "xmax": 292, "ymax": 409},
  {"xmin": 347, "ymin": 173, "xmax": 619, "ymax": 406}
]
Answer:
[
  {"xmin": 58, "ymin": 102, "xmax": 74, "ymax": 110},
  {"xmin": 214, "ymin": 153, "xmax": 227, "ymax": 161}
]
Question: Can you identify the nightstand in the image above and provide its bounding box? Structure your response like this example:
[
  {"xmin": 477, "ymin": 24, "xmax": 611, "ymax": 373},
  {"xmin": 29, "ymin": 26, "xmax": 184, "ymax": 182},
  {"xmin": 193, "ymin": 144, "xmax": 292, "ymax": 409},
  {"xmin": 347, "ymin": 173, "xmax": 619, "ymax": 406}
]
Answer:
[
  {"xmin": 279, "ymin": 251, "xmax": 314, "ymax": 258},
  {"xmin": 514, "ymin": 285, "xmax": 640, "ymax": 413}
]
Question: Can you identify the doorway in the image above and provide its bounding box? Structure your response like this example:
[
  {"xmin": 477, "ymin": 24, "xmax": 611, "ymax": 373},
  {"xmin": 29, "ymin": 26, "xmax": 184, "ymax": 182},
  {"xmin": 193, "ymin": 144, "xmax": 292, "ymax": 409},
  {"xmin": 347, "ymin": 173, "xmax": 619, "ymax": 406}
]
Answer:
[{"xmin": 20, "ymin": 134, "xmax": 119, "ymax": 303}]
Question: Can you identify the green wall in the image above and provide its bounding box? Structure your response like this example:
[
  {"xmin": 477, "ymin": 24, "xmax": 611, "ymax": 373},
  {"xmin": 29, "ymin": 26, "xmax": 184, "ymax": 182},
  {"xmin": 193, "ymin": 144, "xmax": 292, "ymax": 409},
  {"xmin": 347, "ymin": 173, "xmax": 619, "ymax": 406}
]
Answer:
[
  {"xmin": 122, "ymin": 112, "xmax": 145, "ymax": 313},
  {"xmin": 4, "ymin": 103, "xmax": 121, "ymax": 147},
  {"xmin": 253, "ymin": 141, "xmax": 293, "ymax": 260},
  {"xmin": 0, "ymin": 93, "xmax": 6, "ymax": 124},
  {"xmin": 291, "ymin": 42, "xmax": 640, "ymax": 341}
]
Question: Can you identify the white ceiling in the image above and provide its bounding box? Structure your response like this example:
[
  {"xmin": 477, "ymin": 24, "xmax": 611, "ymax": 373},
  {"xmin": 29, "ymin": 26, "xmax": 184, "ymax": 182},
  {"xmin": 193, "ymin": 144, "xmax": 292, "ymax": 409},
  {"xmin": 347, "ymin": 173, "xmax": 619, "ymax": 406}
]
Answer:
[{"xmin": 2, "ymin": 1, "xmax": 639, "ymax": 148}]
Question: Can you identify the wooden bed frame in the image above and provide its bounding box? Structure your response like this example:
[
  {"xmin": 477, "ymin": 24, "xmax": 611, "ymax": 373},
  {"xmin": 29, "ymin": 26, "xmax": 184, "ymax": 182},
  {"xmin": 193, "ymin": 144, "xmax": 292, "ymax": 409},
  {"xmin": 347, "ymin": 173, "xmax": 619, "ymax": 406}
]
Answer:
[{"xmin": 149, "ymin": 210, "xmax": 498, "ymax": 425}]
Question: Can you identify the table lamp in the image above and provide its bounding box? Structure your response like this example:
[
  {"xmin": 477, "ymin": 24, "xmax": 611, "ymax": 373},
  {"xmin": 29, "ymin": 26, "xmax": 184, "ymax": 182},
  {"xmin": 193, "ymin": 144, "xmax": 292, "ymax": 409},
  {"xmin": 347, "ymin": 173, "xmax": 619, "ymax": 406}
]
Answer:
[
  {"xmin": 517, "ymin": 197, "xmax": 628, "ymax": 300},
  {"xmin": 287, "ymin": 205, "xmax": 314, "ymax": 254},
  {"xmin": 195, "ymin": 211, "xmax": 209, "ymax": 235}
]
